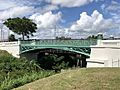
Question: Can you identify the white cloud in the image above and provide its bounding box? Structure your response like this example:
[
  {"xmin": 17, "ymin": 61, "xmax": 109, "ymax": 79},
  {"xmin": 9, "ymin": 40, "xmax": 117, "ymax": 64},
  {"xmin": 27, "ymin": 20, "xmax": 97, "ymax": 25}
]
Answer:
[
  {"xmin": 95, "ymin": 0, "xmax": 104, "ymax": 2},
  {"xmin": 29, "ymin": 11, "xmax": 63, "ymax": 39},
  {"xmin": 35, "ymin": 4, "xmax": 59, "ymax": 14},
  {"xmin": 101, "ymin": 4, "xmax": 106, "ymax": 10},
  {"xmin": 41, "ymin": 5, "xmax": 59, "ymax": 13},
  {"xmin": 13, "ymin": 0, "xmax": 43, "ymax": 6},
  {"xmin": 30, "ymin": 11, "xmax": 62, "ymax": 29},
  {"xmin": 30, "ymin": 28, "xmax": 69, "ymax": 39},
  {"xmin": 106, "ymin": 1, "xmax": 120, "ymax": 11},
  {"xmin": 70, "ymin": 10, "xmax": 115, "ymax": 33},
  {"xmin": 0, "ymin": 0, "xmax": 18, "ymax": 10},
  {"xmin": 0, "ymin": 6, "xmax": 34, "ymax": 20},
  {"xmin": 102, "ymin": 1, "xmax": 120, "ymax": 34},
  {"xmin": 0, "ymin": 0, "xmax": 43, "ymax": 9},
  {"xmin": 0, "ymin": 6, "xmax": 35, "ymax": 40},
  {"xmin": 46, "ymin": 0, "xmax": 94, "ymax": 7}
]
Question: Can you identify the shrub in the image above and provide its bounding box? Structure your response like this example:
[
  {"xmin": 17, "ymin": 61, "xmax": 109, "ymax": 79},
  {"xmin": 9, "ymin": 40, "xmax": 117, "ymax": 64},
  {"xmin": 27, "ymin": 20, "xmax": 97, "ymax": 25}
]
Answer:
[
  {"xmin": 0, "ymin": 50, "xmax": 12, "ymax": 57},
  {"xmin": 0, "ymin": 50, "xmax": 55, "ymax": 90},
  {"xmin": 0, "ymin": 71, "xmax": 55, "ymax": 90}
]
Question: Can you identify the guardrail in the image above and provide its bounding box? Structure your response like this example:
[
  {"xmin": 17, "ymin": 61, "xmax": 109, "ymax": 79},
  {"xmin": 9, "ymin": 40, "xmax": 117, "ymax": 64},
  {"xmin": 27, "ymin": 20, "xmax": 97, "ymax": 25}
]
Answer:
[{"xmin": 20, "ymin": 39, "xmax": 97, "ymax": 46}]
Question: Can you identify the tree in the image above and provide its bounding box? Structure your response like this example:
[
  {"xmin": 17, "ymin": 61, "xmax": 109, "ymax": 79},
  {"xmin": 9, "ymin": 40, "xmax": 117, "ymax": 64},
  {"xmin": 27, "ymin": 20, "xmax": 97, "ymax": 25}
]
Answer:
[
  {"xmin": 38, "ymin": 54, "xmax": 69, "ymax": 72},
  {"xmin": 86, "ymin": 35, "xmax": 97, "ymax": 40},
  {"xmin": 4, "ymin": 17, "xmax": 37, "ymax": 40},
  {"xmin": 8, "ymin": 34, "xmax": 16, "ymax": 41}
]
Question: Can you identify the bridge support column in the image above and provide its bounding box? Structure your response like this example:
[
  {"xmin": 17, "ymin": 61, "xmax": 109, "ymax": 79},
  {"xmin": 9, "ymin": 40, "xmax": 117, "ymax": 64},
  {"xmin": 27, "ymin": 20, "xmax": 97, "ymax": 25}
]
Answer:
[
  {"xmin": 20, "ymin": 52, "xmax": 38, "ymax": 60},
  {"xmin": 87, "ymin": 40, "xmax": 120, "ymax": 67}
]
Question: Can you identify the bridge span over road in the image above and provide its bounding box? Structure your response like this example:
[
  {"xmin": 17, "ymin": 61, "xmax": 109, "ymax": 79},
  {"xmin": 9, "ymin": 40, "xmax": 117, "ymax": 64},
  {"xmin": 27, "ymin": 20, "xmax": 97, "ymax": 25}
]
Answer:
[
  {"xmin": 0, "ymin": 39, "xmax": 120, "ymax": 67},
  {"xmin": 20, "ymin": 39, "xmax": 97, "ymax": 56}
]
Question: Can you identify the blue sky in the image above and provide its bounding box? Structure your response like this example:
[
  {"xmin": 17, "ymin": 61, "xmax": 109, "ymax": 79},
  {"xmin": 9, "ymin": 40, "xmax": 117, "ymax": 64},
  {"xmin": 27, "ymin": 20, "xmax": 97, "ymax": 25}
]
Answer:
[{"xmin": 0, "ymin": 0, "xmax": 120, "ymax": 39}]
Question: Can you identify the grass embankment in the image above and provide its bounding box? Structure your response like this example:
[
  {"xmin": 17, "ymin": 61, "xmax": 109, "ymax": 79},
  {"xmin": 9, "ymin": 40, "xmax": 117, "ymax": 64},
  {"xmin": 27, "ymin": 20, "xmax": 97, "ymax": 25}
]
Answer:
[
  {"xmin": 14, "ymin": 68, "xmax": 120, "ymax": 90},
  {"xmin": 0, "ymin": 50, "xmax": 55, "ymax": 90}
]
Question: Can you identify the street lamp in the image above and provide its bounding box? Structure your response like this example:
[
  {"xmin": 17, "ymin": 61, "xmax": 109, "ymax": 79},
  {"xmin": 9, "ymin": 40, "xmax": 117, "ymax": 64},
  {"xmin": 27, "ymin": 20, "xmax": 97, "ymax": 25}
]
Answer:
[{"xmin": 0, "ymin": 20, "xmax": 4, "ymax": 42}]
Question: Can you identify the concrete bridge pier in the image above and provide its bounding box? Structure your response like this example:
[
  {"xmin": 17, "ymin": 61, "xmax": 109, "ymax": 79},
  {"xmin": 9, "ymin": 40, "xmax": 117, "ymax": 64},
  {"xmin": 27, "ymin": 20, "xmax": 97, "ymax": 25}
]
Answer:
[
  {"xmin": 87, "ymin": 40, "xmax": 120, "ymax": 67},
  {"xmin": 20, "ymin": 52, "xmax": 38, "ymax": 60}
]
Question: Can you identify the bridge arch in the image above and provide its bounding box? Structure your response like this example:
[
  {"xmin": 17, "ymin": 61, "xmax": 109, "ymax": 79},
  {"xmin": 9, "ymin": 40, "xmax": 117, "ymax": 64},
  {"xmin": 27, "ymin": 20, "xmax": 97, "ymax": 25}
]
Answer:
[
  {"xmin": 20, "ymin": 47, "xmax": 90, "ymax": 57},
  {"xmin": 20, "ymin": 47, "xmax": 89, "ymax": 68}
]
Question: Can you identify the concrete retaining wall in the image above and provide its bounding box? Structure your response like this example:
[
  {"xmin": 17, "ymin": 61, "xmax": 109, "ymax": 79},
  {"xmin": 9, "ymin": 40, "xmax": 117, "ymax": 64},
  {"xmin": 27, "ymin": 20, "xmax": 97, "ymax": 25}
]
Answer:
[{"xmin": 0, "ymin": 41, "xmax": 20, "ymax": 58}]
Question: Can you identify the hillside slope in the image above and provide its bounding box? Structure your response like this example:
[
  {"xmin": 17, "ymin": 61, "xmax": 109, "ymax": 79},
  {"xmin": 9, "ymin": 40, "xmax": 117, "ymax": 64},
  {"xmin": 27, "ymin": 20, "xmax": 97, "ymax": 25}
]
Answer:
[{"xmin": 14, "ymin": 68, "xmax": 120, "ymax": 90}]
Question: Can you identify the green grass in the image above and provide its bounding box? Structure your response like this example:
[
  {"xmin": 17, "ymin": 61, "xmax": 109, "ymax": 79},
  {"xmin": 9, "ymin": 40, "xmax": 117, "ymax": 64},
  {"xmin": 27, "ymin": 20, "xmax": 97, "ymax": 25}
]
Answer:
[
  {"xmin": 14, "ymin": 68, "xmax": 120, "ymax": 90},
  {"xmin": 0, "ymin": 50, "xmax": 56, "ymax": 90},
  {"xmin": 0, "ymin": 71, "xmax": 55, "ymax": 90}
]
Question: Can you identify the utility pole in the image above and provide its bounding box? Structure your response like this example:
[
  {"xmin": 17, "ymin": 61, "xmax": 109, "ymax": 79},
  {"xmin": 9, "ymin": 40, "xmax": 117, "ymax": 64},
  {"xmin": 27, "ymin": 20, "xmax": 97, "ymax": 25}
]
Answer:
[
  {"xmin": 54, "ymin": 23, "xmax": 57, "ymax": 39},
  {"xmin": 0, "ymin": 21, "xmax": 3, "ymax": 42},
  {"xmin": 0, "ymin": 24, "xmax": 1, "ymax": 41},
  {"xmin": 0, "ymin": 20, "xmax": 6, "ymax": 42}
]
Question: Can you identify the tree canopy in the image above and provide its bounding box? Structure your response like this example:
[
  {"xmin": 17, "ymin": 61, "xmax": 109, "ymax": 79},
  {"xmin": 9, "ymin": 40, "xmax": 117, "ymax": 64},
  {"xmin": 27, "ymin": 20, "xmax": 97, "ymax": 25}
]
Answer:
[
  {"xmin": 4, "ymin": 17, "xmax": 37, "ymax": 40},
  {"xmin": 8, "ymin": 34, "xmax": 16, "ymax": 41}
]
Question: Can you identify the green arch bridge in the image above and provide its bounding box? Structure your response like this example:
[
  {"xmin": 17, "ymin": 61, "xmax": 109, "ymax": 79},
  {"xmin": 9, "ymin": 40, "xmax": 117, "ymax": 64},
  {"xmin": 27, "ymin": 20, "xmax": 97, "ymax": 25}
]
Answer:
[{"xmin": 20, "ymin": 39, "xmax": 97, "ymax": 57}]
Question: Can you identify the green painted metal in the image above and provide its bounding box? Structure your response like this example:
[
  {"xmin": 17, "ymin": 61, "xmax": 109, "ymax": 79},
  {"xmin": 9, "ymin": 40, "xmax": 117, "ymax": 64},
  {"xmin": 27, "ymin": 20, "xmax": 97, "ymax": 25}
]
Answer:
[
  {"xmin": 20, "ymin": 39, "xmax": 97, "ymax": 46},
  {"xmin": 20, "ymin": 39, "xmax": 97, "ymax": 56}
]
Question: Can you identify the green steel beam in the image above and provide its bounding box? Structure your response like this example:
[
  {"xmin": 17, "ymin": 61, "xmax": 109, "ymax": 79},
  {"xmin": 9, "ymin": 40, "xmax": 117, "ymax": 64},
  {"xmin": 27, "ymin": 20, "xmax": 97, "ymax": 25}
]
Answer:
[
  {"xmin": 20, "ymin": 39, "xmax": 97, "ymax": 46},
  {"xmin": 20, "ymin": 45, "xmax": 91, "ymax": 56},
  {"xmin": 20, "ymin": 39, "xmax": 97, "ymax": 56}
]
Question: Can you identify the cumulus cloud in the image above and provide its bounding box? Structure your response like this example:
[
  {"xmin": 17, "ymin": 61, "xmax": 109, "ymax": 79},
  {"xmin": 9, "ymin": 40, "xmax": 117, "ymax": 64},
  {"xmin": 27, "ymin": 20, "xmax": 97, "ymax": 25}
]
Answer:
[
  {"xmin": 31, "ymin": 29, "xmax": 58, "ymax": 39},
  {"xmin": 46, "ymin": 0, "xmax": 93, "ymax": 7},
  {"xmin": 0, "ymin": 5, "xmax": 35, "ymax": 40},
  {"xmin": 13, "ymin": 0, "xmax": 43, "ymax": 6},
  {"xmin": 41, "ymin": 5, "xmax": 59, "ymax": 13},
  {"xmin": 30, "ymin": 11, "xmax": 62, "ymax": 29},
  {"xmin": 0, "ymin": 0, "xmax": 18, "ymax": 10},
  {"xmin": 29, "ymin": 11, "xmax": 63, "ymax": 39},
  {"xmin": 0, "ymin": 6, "xmax": 34, "ymax": 20},
  {"xmin": 95, "ymin": 0, "xmax": 104, "ymax": 2},
  {"xmin": 0, "ymin": 0, "xmax": 43, "ymax": 9},
  {"xmin": 30, "ymin": 27, "xmax": 69, "ymax": 39},
  {"xmin": 105, "ymin": 1, "xmax": 120, "ymax": 24},
  {"xmin": 70, "ymin": 10, "xmax": 115, "ymax": 33},
  {"xmin": 35, "ymin": 4, "xmax": 59, "ymax": 14},
  {"xmin": 101, "ymin": 1, "xmax": 120, "ymax": 36},
  {"xmin": 106, "ymin": 1, "xmax": 120, "ymax": 11}
]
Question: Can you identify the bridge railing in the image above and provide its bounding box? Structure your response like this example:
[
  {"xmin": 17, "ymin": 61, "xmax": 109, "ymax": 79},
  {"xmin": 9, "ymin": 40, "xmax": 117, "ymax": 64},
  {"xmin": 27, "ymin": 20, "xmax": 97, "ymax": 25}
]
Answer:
[
  {"xmin": 20, "ymin": 39, "xmax": 97, "ymax": 46},
  {"xmin": 97, "ymin": 40, "xmax": 120, "ymax": 46},
  {"xmin": 0, "ymin": 41, "xmax": 19, "ymax": 46}
]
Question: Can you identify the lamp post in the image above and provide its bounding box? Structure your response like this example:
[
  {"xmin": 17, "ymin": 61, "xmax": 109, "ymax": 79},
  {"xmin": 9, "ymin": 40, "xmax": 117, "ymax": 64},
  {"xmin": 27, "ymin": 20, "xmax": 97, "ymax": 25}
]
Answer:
[
  {"xmin": 54, "ymin": 23, "xmax": 57, "ymax": 39},
  {"xmin": 0, "ymin": 21, "xmax": 4, "ymax": 42}
]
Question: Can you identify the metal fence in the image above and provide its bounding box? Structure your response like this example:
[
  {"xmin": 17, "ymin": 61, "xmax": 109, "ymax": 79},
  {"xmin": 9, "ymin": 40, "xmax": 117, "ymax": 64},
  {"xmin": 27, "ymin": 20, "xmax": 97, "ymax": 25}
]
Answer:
[
  {"xmin": 20, "ymin": 39, "xmax": 97, "ymax": 47},
  {"xmin": 112, "ymin": 59, "xmax": 120, "ymax": 67},
  {"xmin": 104, "ymin": 59, "xmax": 120, "ymax": 67}
]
